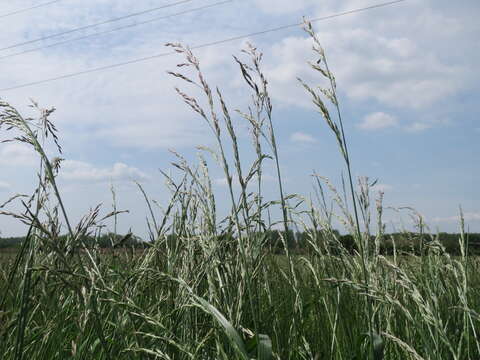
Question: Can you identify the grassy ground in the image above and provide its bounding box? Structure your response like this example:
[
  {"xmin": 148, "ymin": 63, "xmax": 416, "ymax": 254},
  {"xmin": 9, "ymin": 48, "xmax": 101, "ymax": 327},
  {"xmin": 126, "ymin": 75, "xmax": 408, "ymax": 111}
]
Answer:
[
  {"xmin": 1, "ymin": 20, "xmax": 479, "ymax": 359},
  {"xmin": 1, "ymin": 250, "xmax": 479, "ymax": 359}
]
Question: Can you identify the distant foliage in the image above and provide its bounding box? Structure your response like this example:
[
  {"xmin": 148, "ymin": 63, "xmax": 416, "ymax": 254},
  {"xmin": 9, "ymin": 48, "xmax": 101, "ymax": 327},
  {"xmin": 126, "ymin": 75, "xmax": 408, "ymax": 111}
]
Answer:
[{"xmin": 0, "ymin": 233, "xmax": 147, "ymax": 249}]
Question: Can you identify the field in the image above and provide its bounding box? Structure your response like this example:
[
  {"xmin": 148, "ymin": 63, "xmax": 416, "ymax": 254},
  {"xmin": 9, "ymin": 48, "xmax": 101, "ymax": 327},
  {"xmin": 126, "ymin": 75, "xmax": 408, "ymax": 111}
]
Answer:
[{"xmin": 1, "ymin": 21, "xmax": 480, "ymax": 359}]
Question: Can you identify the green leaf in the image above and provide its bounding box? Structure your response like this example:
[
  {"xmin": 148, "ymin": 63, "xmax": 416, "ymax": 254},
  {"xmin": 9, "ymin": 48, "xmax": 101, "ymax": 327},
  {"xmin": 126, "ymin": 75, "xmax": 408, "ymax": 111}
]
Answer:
[
  {"xmin": 246, "ymin": 334, "xmax": 273, "ymax": 360},
  {"xmin": 257, "ymin": 334, "xmax": 273, "ymax": 360},
  {"xmin": 192, "ymin": 294, "xmax": 249, "ymax": 360},
  {"xmin": 372, "ymin": 332, "xmax": 385, "ymax": 360}
]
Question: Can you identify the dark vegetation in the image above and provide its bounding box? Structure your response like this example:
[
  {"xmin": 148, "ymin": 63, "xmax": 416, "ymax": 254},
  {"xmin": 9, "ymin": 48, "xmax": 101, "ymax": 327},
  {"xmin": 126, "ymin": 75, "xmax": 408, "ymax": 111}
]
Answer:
[
  {"xmin": 0, "ymin": 233, "xmax": 146, "ymax": 249},
  {"xmin": 3, "ymin": 231, "xmax": 480, "ymax": 255}
]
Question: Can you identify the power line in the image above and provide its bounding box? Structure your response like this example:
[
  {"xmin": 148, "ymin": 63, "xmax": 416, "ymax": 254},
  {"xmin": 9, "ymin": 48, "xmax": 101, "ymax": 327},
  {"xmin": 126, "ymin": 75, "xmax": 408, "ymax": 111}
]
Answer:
[
  {"xmin": 0, "ymin": 0, "xmax": 198, "ymax": 52},
  {"xmin": 0, "ymin": 0, "xmax": 407, "ymax": 93},
  {"xmin": 0, "ymin": 0, "xmax": 64, "ymax": 19},
  {"xmin": 0, "ymin": 1, "xmax": 233, "ymax": 61}
]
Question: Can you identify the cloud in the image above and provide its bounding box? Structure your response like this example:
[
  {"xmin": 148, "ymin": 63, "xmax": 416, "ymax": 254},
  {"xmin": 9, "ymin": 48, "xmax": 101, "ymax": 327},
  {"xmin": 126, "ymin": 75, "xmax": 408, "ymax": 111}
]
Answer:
[
  {"xmin": 2, "ymin": 0, "xmax": 476, "ymax": 151},
  {"xmin": 254, "ymin": 0, "xmax": 311, "ymax": 14},
  {"xmin": 405, "ymin": 122, "xmax": 432, "ymax": 133},
  {"xmin": 60, "ymin": 160, "xmax": 149, "ymax": 182},
  {"xmin": 0, "ymin": 1, "xmax": 239, "ymax": 152},
  {"xmin": 358, "ymin": 112, "xmax": 398, "ymax": 131},
  {"xmin": 214, "ymin": 173, "xmax": 275, "ymax": 187},
  {"xmin": 0, "ymin": 143, "xmax": 37, "ymax": 166},
  {"xmin": 264, "ymin": 29, "xmax": 464, "ymax": 113},
  {"xmin": 0, "ymin": 0, "xmax": 478, "ymax": 236},
  {"xmin": 290, "ymin": 131, "xmax": 317, "ymax": 143},
  {"xmin": 371, "ymin": 183, "xmax": 393, "ymax": 193},
  {"xmin": 257, "ymin": 0, "xmax": 477, "ymax": 119},
  {"xmin": 263, "ymin": 37, "xmax": 314, "ymax": 108},
  {"xmin": 432, "ymin": 212, "xmax": 480, "ymax": 223},
  {"xmin": 0, "ymin": 181, "xmax": 11, "ymax": 191}
]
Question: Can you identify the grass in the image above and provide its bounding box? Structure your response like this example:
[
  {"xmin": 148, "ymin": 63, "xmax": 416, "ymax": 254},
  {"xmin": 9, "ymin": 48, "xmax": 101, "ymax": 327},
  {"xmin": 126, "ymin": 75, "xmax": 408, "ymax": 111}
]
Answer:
[{"xmin": 1, "ymin": 20, "xmax": 479, "ymax": 359}]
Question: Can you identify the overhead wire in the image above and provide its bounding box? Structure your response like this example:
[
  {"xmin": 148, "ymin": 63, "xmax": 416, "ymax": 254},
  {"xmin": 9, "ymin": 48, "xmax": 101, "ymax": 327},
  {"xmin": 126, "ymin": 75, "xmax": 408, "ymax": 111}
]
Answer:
[
  {"xmin": 0, "ymin": 0, "xmax": 407, "ymax": 93},
  {"xmin": 0, "ymin": 0, "xmax": 198, "ymax": 52},
  {"xmin": 0, "ymin": 0, "xmax": 64, "ymax": 19},
  {"xmin": 0, "ymin": 1, "xmax": 233, "ymax": 61}
]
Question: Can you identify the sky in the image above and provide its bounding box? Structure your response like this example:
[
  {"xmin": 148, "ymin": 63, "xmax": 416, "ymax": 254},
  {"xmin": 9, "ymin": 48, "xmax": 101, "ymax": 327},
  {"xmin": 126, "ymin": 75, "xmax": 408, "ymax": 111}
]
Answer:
[{"xmin": 0, "ymin": 0, "xmax": 478, "ymax": 238}]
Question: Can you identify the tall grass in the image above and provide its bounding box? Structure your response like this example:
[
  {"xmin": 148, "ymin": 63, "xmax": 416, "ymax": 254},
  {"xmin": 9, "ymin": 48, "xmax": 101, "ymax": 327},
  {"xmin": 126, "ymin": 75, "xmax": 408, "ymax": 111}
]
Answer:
[{"xmin": 1, "ymin": 20, "xmax": 479, "ymax": 359}]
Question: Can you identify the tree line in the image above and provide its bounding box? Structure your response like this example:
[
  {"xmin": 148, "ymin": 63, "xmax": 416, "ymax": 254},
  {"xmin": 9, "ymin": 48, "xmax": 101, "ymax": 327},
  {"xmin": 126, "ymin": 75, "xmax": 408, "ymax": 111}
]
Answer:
[{"xmin": 1, "ymin": 231, "xmax": 480, "ymax": 256}]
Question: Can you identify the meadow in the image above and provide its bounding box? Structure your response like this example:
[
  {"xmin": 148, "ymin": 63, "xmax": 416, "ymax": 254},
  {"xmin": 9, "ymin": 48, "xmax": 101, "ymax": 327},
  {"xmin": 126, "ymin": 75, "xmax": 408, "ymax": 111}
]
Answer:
[{"xmin": 1, "ymin": 21, "xmax": 479, "ymax": 359}]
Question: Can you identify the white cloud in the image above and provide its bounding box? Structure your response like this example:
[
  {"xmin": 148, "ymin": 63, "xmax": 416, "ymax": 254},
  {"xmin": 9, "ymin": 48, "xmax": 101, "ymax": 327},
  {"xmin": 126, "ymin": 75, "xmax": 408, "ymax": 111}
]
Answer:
[
  {"xmin": 257, "ymin": 1, "xmax": 477, "ymax": 115},
  {"xmin": 290, "ymin": 131, "xmax": 317, "ymax": 143},
  {"xmin": 0, "ymin": 143, "xmax": 37, "ymax": 166},
  {"xmin": 0, "ymin": 181, "xmax": 11, "ymax": 191},
  {"xmin": 1, "ymin": 0, "xmax": 475, "ymax": 151},
  {"xmin": 214, "ymin": 173, "xmax": 275, "ymax": 187},
  {"xmin": 358, "ymin": 112, "xmax": 398, "ymax": 131},
  {"xmin": 60, "ymin": 160, "xmax": 148, "ymax": 182},
  {"xmin": 214, "ymin": 177, "xmax": 229, "ymax": 187},
  {"xmin": 263, "ymin": 37, "xmax": 314, "ymax": 108},
  {"xmin": 432, "ymin": 212, "xmax": 480, "ymax": 223},
  {"xmin": 371, "ymin": 183, "xmax": 393, "ymax": 193},
  {"xmin": 0, "ymin": 0, "xmax": 478, "ymax": 236},
  {"xmin": 405, "ymin": 122, "xmax": 432, "ymax": 133},
  {"xmin": 386, "ymin": 37, "xmax": 417, "ymax": 58},
  {"xmin": 254, "ymin": 0, "xmax": 311, "ymax": 14},
  {"xmin": 0, "ymin": 1, "xmax": 240, "ymax": 152}
]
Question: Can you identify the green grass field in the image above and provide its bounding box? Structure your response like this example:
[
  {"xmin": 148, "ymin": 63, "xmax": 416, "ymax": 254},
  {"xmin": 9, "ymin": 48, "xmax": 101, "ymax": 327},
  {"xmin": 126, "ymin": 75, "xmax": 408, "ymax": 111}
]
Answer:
[
  {"xmin": 1, "ymin": 249, "xmax": 479, "ymax": 359},
  {"xmin": 1, "ymin": 21, "xmax": 479, "ymax": 359}
]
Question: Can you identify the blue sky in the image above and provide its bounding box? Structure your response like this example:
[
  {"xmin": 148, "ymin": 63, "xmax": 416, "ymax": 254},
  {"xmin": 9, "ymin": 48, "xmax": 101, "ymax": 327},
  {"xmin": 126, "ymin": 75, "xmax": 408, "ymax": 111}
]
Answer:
[{"xmin": 0, "ymin": 0, "xmax": 478, "ymax": 237}]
